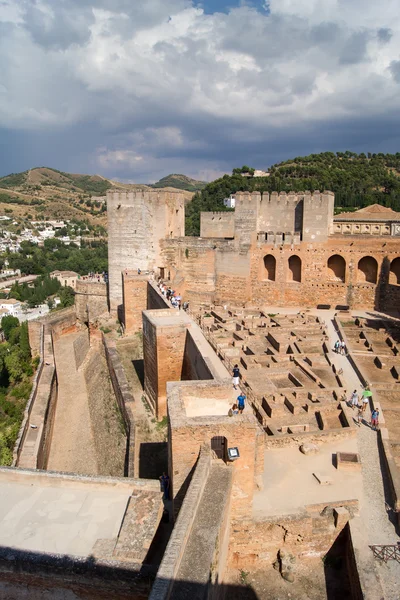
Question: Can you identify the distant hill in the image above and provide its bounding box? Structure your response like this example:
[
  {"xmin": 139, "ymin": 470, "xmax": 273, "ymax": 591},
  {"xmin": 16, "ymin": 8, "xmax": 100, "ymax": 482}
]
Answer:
[
  {"xmin": 151, "ymin": 174, "xmax": 207, "ymax": 192},
  {"xmin": 185, "ymin": 152, "xmax": 400, "ymax": 235},
  {"xmin": 0, "ymin": 167, "xmax": 195, "ymax": 226}
]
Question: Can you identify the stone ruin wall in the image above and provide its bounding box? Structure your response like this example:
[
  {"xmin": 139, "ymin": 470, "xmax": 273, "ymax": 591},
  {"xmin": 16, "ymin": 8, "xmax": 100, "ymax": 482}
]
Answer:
[{"xmin": 161, "ymin": 235, "xmax": 400, "ymax": 310}]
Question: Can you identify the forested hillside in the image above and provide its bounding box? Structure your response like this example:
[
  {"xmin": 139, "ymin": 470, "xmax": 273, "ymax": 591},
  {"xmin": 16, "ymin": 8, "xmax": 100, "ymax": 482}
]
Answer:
[
  {"xmin": 151, "ymin": 173, "xmax": 206, "ymax": 192},
  {"xmin": 185, "ymin": 152, "xmax": 400, "ymax": 235}
]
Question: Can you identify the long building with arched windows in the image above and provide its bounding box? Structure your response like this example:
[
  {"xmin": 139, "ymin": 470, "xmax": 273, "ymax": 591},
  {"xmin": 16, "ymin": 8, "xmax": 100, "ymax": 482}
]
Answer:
[{"xmin": 107, "ymin": 190, "xmax": 400, "ymax": 321}]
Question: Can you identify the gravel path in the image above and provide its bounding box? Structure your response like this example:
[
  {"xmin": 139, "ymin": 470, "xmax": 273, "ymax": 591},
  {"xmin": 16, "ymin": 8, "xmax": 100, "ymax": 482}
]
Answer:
[{"xmin": 321, "ymin": 311, "xmax": 400, "ymax": 599}]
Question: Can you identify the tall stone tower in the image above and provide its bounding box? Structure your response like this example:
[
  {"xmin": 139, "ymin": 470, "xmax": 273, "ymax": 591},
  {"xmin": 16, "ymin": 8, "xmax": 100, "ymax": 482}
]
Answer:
[{"xmin": 107, "ymin": 190, "xmax": 185, "ymax": 313}]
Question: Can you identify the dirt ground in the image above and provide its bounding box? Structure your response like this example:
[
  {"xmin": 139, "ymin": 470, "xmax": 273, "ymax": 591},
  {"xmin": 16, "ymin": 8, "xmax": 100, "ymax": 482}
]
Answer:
[{"xmin": 226, "ymin": 554, "xmax": 351, "ymax": 600}]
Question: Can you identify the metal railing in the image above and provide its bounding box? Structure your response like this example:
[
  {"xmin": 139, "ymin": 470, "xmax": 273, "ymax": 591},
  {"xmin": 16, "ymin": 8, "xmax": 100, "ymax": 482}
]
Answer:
[{"xmin": 370, "ymin": 543, "xmax": 400, "ymax": 563}]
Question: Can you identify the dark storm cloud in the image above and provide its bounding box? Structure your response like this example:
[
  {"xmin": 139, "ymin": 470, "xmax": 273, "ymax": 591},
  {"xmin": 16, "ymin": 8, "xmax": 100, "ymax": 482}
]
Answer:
[{"xmin": 1, "ymin": 0, "xmax": 400, "ymax": 182}]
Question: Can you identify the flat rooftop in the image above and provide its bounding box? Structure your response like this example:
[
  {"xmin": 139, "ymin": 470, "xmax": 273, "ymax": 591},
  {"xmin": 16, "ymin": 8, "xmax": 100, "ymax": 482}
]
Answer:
[
  {"xmin": 0, "ymin": 469, "xmax": 161, "ymax": 560},
  {"xmin": 253, "ymin": 437, "xmax": 362, "ymax": 519}
]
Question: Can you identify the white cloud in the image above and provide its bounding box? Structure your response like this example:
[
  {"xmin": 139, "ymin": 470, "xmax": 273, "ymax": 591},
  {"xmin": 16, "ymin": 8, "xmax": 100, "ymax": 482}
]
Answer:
[{"xmin": 1, "ymin": 0, "xmax": 400, "ymax": 179}]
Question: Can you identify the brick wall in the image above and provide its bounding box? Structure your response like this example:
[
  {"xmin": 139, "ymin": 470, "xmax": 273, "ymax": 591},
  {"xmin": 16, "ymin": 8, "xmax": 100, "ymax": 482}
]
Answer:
[
  {"xmin": 161, "ymin": 235, "xmax": 400, "ymax": 310},
  {"xmin": 123, "ymin": 273, "xmax": 148, "ymax": 334}
]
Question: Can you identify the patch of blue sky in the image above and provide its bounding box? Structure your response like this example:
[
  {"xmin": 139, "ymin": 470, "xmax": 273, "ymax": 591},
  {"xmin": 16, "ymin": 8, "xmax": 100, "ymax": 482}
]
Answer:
[{"xmin": 196, "ymin": 0, "xmax": 270, "ymax": 15}]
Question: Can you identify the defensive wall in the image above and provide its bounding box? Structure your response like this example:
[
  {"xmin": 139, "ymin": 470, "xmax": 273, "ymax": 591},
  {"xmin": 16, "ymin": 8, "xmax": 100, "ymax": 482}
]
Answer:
[
  {"xmin": 107, "ymin": 190, "xmax": 185, "ymax": 314},
  {"xmin": 161, "ymin": 234, "xmax": 400, "ymax": 311},
  {"xmin": 0, "ymin": 468, "xmax": 162, "ymax": 600},
  {"xmin": 75, "ymin": 280, "xmax": 108, "ymax": 323},
  {"xmin": 149, "ymin": 446, "xmax": 233, "ymax": 600}
]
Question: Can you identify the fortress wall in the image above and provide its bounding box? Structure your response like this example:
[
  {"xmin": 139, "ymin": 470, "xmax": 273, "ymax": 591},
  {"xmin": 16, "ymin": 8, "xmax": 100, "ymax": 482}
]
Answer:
[
  {"xmin": 147, "ymin": 280, "xmax": 170, "ymax": 310},
  {"xmin": 302, "ymin": 191, "xmax": 335, "ymax": 242},
  {"xmin": 41, "ymin": 307, "xmax": 77, "ymax": 340},
  {"xmin": 72, "ymin": 328, "xmax": 90, "ymax": 369},
  {"xmin": 107, "ymin": 190, "xmax": 185, "ymax": 312},
  {"xmin": 200, "ymin": 211, "xmax": 235, "ymax": 238},
  {"xmin": 122, "ymin": 273, "xmax": 148, "ymax": 333},
  {"xmin": 257, "ymin": 191, "xmax": 302, "ymax": 234},
  {"xmin": 143, "ymin": 309, "xmax": 188, "ymax": 419},
  {"xmin": 14, "ymin": 329, "xmax": 58, "ymax": 471},
  {"xmin": 161, "ymin": 237, "xmax": 219, "ymax": 306},
  {"xmin": 83, "ymin": 344, "xmax": 126, "ymax": 477},
  {"xmin": 107, "ymin": 191, "xmax": 154, "ymax": 312},
  {"xmin": 234, "ymin": 191, "xmax": 259, "ymax": 246},
  {"xmin": 75, "ymin": 280, "xmax": 108, "ymax": 323},
  {"xmin": 149, "ymin": 447, "xmax": 212, "ymax": 600},
  {"xmin": 161, "ymin": 236, "xmax": 400, "ymax": 310},
  {"xmin": 181, "ymin": 330, "xmax": 214, "ymax": 381}
]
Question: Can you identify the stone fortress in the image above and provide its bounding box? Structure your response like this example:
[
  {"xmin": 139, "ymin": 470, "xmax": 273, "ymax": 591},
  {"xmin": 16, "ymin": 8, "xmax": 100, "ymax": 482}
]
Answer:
[{"xmin": 1, "ymin": 187, "xmax": 400, "ymax": 599}]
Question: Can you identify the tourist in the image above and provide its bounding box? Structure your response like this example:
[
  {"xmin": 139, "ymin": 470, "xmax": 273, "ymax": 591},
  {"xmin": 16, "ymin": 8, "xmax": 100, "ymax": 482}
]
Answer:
[
  {"xmin": 357, "ymin": 404, "xmax": 363, "ymax": 426},
  {"xmin": 137, "ymin": 268, "xmax": 141, "ymax": 275},
  {"xmin": 183, "ymin": 301, "xmax": 189, "ymax": 312},
  {"xmin": 231, "ymin": 403, "xmax": 239, "ymax": 415},
  {"xmin": 334, "ymin": 340, "xmax": 340, "ymax": 353},
  {"xmin": 340, "ymin": 341, "xmax": 346, "ymax": 355},
  {"xmin": 350, "ymin": 390, "xmax": 359, "ymax": 409},
  {"xmin": 371, "ymin": 408, "xmax": 379, "ymax": 431},
  {"xmin": 237, "ymin": 393, "xmax": 246, "ymax": 414},
  {"xmin": 159, "ymin": 472, "xmax": 170, "ymax": 500},
  {"xmin": 362, "ymin": 394, "xmax": 370, "ymax": 412},
  {"xmin": 232, "ymin": 364, "xmax": 240, "ymax": 390}
]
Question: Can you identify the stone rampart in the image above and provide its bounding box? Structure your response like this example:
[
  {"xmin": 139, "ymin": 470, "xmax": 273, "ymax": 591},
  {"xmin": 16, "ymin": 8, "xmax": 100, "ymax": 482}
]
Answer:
[
  {"xmin": 148, "ymin": 280, "xmax": 172, "ymax": 310},
  {"xmin": 149, "ymin": 447, "xmax": 212, "ymax": 599},
  {"xmin": 82, "ymin": 344, "xmax": 126, "ymax": 477},
  {"xmin": 75, "ymin": 280, "xmax": 108, "ymax": 323},
  {"xmin": 200, "ymin": 211, "xmax": 235, "ymax": 238},
  {"xmin": 73, "ymin": 328, "xmax": 90, "ymax": 369},
  {"xmin": 162, "ymin": 235, "xmax": 400, "ymax": 311},
  {"xmin": 107, "ymin": 189, "xmax": 185, "ymax": 312},
  {"xmin": 14, "ymin": 328, "xmax": 58, "ymax": 470},
  {"xmin": 150, "ymin": 446, "xmax": 233, "ymax": 600},
  {"xmin": 103, "ymin": 334, "xmax": 136, "ymax": 476}
]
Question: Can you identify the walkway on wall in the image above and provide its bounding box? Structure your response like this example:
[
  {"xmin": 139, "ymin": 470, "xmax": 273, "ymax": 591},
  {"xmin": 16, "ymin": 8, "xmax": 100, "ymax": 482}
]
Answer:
[
  {"xmin": 47, "ymin": 333, "xmax": 98, "ymax": 475},
  {"xmin": 320, "ymin": 309, "xmax": 400, "ymax": 600}
]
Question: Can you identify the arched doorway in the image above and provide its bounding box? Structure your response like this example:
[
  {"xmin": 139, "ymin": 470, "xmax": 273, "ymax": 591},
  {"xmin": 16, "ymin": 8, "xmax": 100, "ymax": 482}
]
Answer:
[
  {"xmin": 390, "ymin": 257, "xmax": 400, "ymax": 284},
  {"xmin": 263, "ymin": 255, "xmax": 276, "ymax": 281},
  {"xmin": 211, "ymin": 436, "xmax": 227, "ymax": 460},
  {"xmin": 358, "ymin": 256, "xmax": 378, "ymax": 283},
  {"xmin": 327, "ymin": 255, "xmax": 346, "ymax": 282},
  {"xmin": 288, "ymin": 255, "xmax": 301, "ymax": 282}
]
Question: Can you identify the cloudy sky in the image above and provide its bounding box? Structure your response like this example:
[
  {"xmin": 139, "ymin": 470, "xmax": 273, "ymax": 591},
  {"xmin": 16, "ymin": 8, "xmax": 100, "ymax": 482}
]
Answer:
[{"xmin": 1, "ymin": 0, "xmax": 400, "ymax": 182}]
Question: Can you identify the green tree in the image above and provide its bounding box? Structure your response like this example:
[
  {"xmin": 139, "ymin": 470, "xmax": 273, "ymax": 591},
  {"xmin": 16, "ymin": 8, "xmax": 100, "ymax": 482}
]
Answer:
[
  {"xmin": 59, "ymin": 286, "xmax": 75, "ymax": 308},
  {"xmin": 1, "ymin": 316, "xmax": 20, "ymax": 340}
]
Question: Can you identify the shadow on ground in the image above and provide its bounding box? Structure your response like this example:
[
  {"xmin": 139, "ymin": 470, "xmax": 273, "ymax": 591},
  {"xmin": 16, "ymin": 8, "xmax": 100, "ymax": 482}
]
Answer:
[{"xmin": 139, "ymin": 442, "xmax": 168, "ymax": 479}]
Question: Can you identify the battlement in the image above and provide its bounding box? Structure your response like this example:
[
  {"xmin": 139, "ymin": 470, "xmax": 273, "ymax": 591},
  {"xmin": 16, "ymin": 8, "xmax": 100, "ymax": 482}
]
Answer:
[{"xmin": 107, "ymin": 189, "xmax": 185, "ymax": 208}]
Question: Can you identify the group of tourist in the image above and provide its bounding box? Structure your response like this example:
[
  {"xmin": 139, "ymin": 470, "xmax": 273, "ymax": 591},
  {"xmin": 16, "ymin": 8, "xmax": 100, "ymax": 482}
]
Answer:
[
  {"xmin": 228, "ymin": 364, "xmax": 246, "ymax": 415},
  {"xmin": 157, "ymin": 281, "xmax": 189, "ymax": 311},
  {"xmin": 349, "ymin": 389, "xmax": 380, "ymax": 430},
  {"xmin": 334, "ymin": 340, "xmax": 347, "ymax": 354}
]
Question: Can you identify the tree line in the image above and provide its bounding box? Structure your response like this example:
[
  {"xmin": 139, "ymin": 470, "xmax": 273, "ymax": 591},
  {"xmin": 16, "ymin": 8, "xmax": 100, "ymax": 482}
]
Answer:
[
  {"xmin": 0, "ymin": 316, "xmax": 33, "ymax": 465},
  {"xmin": 185, "ymin": 152, "xmax": 400, "ymax": 235}
]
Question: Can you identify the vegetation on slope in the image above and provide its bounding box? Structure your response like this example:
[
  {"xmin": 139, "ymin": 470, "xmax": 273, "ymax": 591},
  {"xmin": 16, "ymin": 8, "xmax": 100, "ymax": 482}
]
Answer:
[
  {"xmin": 185, "ymin": 152, "xmax": 400, "ymax": 235},
  {"xmin": 0, "ymin": 316, "xmax": 33, "ymax": 465},
  {"xmin": 0, "ymin": 167, "xmax": 113, "ymax": 195},
  {"xmin": 2, "ymin": 238, "xmax": 108, "ymax": 276},
  {"xmin": 151, "ymin": 173, "xmax": 207, "ymax": 192}
]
